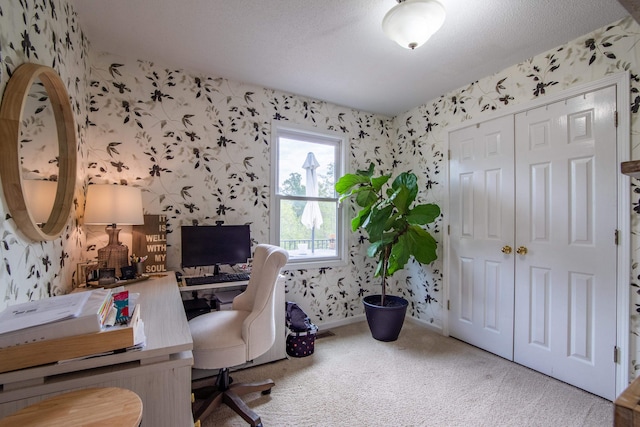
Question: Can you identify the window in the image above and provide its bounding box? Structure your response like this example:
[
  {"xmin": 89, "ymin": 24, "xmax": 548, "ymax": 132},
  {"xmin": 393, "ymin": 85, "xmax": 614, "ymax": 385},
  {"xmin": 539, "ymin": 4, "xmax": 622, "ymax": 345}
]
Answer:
[{"xmin": 271, "ymin": 123, "xmax": 346, "ymax": 268}]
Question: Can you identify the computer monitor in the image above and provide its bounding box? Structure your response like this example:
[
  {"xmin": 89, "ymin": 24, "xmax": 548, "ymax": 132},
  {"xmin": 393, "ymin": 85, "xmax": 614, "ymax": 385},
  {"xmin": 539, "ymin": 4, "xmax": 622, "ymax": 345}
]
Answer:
[{"xmin": 181, "ymin": 224, "xmax": 251, "ymax": 275}]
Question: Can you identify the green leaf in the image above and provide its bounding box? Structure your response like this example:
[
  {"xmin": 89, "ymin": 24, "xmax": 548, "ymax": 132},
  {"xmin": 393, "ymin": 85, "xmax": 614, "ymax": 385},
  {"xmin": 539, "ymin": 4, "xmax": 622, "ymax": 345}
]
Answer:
[
  {"xmin": 374, "ymin": 258, "xmax": 384, "ymax": 277},
  {"xmin": 370, "ymin": 174, "xmax": 391, "ymax": 192},
  {"xmin": 373, "ymin": 247, "xmax": 391, "ymax": 278},
  {"xmin": 351, "ymin": 205, "xmax": 371, "ymax": 231},
  {"xmin": 406, "ymin": 204, "xmax": 441, "ymax": 225},
  {"xmin": 365, "ymin": 205, "xmax": 393, "ymax": 242},
  {"xmin": 339, "ymin": 186, "xmax": 375, "ymax": 204},
  {"xmin": 388, "ymin": 216, "xmax": 407, "ymax": 232},
  {"xmin": 338, "ymin": 193, "xmax": 352, "ymax": 204},
  {"xmin": 388, "ymin": 234, "xmax": 411, "ymax": 276},
  {"xmin": 407, "ymin": 225, "xmax": 438, "ymax": 264},
  {"xmin": 355, "ymin": 189, "xmax": 377, "ymax": 208},
  {"xmin": 390, "ymin": 172, "xmax": 418, "ymax": 213},
  {"xmin": 388, "ymin": 186, "xmax": 409, "ymax": 214},
  {"xmin": 335, "ymin": 173, "xmax": 370, "ymax": 193},
  {"xmin": 355, "ymin": 162, "xmax": 376, "ymax": 177},
  {"xmin": 367, "ymin": 240, "xmax": 386, "ymax": 258},
  {"xmin": 386, "ymin": 187, "xmax": 395, "ymax": 198}
]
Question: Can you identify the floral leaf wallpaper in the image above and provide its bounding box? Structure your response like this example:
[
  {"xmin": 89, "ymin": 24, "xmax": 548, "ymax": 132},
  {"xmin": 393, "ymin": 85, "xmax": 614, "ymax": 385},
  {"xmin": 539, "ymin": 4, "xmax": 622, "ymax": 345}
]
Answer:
[
  {"xmin": 86, "ymin": 52, "xmax": 395, "ymax": 326},
  {"xmin": 0, "ymin": 0, "xmax": 90, "ymax": 309}
]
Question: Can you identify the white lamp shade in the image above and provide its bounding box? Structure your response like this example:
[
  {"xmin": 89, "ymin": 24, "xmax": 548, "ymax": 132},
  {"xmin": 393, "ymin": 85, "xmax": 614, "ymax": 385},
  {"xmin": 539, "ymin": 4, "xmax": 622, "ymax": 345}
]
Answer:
[
  {"xmin": 382, "ymin": 0, "xmax": 446, "ymax": 50},
  {"xmin": 23, "ymin": 180, "xmax": 57, "ymax": 224},
  {"xmin": 84, "ymin": 184, "xmax": 144, "ymax": 225}
]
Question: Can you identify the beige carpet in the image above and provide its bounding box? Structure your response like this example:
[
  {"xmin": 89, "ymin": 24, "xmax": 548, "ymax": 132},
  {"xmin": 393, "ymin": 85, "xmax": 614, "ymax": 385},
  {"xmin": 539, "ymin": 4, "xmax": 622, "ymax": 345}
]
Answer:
[{"xmin": 199, "ymin": 320, "xmax": 613, "ymax": 426}]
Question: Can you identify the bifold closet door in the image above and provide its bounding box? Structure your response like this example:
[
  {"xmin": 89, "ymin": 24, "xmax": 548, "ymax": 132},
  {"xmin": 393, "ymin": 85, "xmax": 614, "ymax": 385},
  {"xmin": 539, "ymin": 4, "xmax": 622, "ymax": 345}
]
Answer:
[
  {"xmin": 513, "ymin": 86, "xmax": 617, "ymax": 400},
  {"xmin": 448, "ymin": 85, "xmax": 618, "ymax": 400},
  {"xmin": 448, "ymin": 115, "xmax": 515, "ymax": 360}
]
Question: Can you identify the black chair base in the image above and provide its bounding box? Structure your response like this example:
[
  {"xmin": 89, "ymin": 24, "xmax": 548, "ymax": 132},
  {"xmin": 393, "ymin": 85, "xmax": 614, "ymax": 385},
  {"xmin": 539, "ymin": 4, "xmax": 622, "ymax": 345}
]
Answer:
[{"xmin": 192, "ymin": 368, "xmax": 274, "ymax": 427}]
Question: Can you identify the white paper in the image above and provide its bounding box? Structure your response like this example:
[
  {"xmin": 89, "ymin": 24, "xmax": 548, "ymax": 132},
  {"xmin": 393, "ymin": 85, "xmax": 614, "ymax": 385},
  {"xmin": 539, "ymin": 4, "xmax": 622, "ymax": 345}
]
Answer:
[{"xmin": 0, "ymin": 292, "xmax": 90, "ymax": 335}]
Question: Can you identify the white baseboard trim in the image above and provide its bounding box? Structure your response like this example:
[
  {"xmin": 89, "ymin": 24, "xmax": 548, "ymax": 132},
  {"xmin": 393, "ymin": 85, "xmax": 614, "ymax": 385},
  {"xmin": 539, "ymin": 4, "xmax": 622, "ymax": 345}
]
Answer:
[
  {"xmin": 315, "ymin": 314, "xmax": 443, "ymax": 335},
  {"xmin": 316, "ymin": 314, "xmax": 365, "ymax": 332},
  {"xmin": 406, "ymin": 316, "xmax": 443, "ymax": 334}
]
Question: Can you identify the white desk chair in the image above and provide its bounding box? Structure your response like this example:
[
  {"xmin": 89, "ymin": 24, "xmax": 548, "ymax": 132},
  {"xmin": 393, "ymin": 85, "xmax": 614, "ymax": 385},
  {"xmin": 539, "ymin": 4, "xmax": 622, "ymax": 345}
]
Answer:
[{"xmin": 189, "ymin": 244, "xmax": 288, "ymax": 427}]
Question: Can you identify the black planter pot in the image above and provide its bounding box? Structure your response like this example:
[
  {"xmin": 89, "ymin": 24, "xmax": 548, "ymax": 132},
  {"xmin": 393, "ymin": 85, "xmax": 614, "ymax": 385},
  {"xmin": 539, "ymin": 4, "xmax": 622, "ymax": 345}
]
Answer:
[{"xmin": 363, "ymin": 295, "xmax": 408, "ymax": 342}]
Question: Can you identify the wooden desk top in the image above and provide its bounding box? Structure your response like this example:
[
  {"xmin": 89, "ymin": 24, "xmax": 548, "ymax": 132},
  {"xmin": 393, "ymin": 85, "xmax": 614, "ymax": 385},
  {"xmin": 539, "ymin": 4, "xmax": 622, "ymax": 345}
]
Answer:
[{"xmin": 0, "ymin": 387, "xmax": 142, "ymax": 427}]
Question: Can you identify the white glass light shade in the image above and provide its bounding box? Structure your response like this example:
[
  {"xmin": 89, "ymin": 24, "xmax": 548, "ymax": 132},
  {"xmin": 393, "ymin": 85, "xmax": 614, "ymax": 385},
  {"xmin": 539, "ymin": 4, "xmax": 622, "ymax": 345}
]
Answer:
[
  {"xmin": 84, "ymin": 184, "xmax": 144, "ymax": 225},
  {"xmin": 382, "ymin": 0, "xmax": 446, "ymax": 50},
  {"xmin": 23, "ymin": 180, "xmax": 57, "ymax": 224}
]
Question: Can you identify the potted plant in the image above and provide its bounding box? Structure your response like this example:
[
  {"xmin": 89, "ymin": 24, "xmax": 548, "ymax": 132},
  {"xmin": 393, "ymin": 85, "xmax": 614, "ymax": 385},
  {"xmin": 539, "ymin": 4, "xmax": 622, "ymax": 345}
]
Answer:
[{"xmin": 335, "ymin": 163, "xmax": 440, "ymax": 341}]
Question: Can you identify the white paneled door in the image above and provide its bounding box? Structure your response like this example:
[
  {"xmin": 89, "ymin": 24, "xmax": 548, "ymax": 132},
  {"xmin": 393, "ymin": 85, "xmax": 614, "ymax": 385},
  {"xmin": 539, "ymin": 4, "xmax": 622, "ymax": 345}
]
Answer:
[
  {"xmin": 448, "ymin": 115, "xmax": 515, "ymax": 360},
  {"xmin": 448, "ymin": 86, "xmax": 617, "ymax": 400},
  {"xmin": 513, "ymin": 87, "xmax": 617, "ymax": 400}
]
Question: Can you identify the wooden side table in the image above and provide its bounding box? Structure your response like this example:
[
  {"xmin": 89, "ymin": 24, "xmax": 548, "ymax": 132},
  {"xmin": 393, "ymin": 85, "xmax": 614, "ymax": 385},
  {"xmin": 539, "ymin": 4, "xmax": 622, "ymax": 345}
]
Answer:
[
  {"xmin": 0, "ymin": 387, "xmax": 143, "ymax": 427},
  {"xmin": 615, "ymin": 376, "xmax": 640, "ymax": 426}
]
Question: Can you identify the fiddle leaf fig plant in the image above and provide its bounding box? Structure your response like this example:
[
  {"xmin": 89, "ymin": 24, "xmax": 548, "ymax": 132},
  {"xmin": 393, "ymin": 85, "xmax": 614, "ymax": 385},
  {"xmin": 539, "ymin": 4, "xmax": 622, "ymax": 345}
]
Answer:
[{"xmin": 335, "ymin": 163, "xmax": 440, "ymax": 305}]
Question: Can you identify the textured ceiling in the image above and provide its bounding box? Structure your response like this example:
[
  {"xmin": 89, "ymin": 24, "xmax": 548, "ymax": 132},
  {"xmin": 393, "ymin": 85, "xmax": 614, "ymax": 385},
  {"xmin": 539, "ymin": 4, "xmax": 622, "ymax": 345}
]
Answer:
[{"xmin": 73, "ymin": 0, "xmax": 629, "ymax": 117}]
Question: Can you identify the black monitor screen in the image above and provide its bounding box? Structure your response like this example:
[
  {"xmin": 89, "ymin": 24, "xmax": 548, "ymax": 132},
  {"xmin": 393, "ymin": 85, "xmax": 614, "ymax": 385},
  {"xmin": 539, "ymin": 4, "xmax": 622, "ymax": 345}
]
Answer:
[{"xmin": 181, "ymin": 224, "xmax": 251, "ymax": 270}]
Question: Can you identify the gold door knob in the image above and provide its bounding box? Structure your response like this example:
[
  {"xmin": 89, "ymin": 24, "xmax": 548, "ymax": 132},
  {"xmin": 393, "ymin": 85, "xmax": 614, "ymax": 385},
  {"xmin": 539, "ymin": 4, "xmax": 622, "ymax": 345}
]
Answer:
[
  {"xmin": 501, "ymin": 245, "xmax": 512, "ymax": 254},
  {"xmin": 516, "ymin": 246, "xmax": 528, "ymax": 255}
]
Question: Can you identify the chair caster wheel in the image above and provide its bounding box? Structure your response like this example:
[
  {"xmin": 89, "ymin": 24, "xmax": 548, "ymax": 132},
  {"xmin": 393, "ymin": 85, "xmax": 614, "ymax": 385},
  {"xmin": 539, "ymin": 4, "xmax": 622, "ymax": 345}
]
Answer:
[{"xmin": 261, "ymin": 388, "xmax": 272, "ymax": 395}]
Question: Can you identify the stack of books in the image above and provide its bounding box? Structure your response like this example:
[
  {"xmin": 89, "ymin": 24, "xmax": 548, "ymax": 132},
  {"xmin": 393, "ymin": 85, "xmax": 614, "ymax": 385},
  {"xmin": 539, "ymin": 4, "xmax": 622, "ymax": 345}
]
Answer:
[{"xmin": 0, "ymin": 289, "xmax": 144, "ymax": 373}]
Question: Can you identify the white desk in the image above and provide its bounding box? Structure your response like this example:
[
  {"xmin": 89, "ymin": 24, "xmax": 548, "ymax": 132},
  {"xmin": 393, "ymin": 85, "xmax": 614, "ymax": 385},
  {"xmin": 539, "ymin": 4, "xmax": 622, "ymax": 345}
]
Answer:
[
  {"xmin": 179, "ymin": 275, "xmax": 287, "ymax": 368},
  {"xmin": 0, "ymin": 274, "xmax": 193, "ymax": 427}
]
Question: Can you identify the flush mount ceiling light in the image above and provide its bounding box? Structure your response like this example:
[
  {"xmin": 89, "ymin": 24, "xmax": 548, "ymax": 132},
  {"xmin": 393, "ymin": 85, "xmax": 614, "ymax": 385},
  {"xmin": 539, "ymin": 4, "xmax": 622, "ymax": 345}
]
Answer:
[{"xmin": 382, "ymin": 0, "xmax": 446, "ymax": 50}]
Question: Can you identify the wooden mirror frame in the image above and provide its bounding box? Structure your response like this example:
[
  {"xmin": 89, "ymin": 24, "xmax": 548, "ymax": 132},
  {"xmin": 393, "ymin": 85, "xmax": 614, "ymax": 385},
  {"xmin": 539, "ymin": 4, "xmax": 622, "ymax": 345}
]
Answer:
[{"xmin": 0, "ymin": 64, "xmax": 76, "ymax": 241}]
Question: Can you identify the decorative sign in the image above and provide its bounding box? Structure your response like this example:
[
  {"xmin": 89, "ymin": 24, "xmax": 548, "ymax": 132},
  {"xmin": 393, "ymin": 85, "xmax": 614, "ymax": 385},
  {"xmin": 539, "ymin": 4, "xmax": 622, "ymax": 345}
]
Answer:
[{"xmin": 132, "ymin": 214, "xmax": 167, "ymax": 274}]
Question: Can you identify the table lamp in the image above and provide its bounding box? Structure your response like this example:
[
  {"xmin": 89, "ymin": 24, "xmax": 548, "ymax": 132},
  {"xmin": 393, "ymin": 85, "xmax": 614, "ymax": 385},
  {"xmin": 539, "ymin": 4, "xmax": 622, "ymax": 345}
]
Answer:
[
  {"xmin": 23, "ymin": 180, "xmax": 58, "ymax": 224},
  {"xmin": 84, "ymin": 184, "xmax": 144, "ymax": 276}
]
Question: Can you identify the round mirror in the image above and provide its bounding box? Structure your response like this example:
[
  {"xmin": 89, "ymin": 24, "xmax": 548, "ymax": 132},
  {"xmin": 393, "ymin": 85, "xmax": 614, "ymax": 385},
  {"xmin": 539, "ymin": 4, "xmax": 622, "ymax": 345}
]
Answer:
[{"xmin": 0, "ymin": 64, "xmax": 76, "ymax": 241}]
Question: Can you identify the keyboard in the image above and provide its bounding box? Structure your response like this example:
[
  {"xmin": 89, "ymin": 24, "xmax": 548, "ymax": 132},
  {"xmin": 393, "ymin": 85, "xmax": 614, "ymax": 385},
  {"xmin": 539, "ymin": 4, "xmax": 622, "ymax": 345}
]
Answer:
[{"xmin": 185, "ymin": 273, "xmax": 251, "ymax": 286}]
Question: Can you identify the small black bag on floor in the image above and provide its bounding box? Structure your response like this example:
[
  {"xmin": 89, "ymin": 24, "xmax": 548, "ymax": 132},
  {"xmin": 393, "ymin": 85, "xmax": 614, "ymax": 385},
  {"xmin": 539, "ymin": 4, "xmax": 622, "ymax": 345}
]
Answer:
[{"xmin": 285, "ymin": 301, "xmax": 318, "ymax": 358}]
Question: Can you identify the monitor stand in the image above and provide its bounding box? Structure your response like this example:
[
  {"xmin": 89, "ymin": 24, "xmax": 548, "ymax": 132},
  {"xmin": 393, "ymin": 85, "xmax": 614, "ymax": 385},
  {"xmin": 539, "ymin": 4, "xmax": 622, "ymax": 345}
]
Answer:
[{"xmin": 213, "ymin": 264, "xmax": 221, "ymax": 276}]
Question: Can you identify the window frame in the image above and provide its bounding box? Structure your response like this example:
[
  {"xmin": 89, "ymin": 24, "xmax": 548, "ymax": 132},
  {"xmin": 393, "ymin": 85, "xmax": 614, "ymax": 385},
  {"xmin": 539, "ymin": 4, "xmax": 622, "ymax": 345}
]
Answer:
[{"xmin": 270, "ymin": 122, "xmax": 347, "ymax": 269}]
